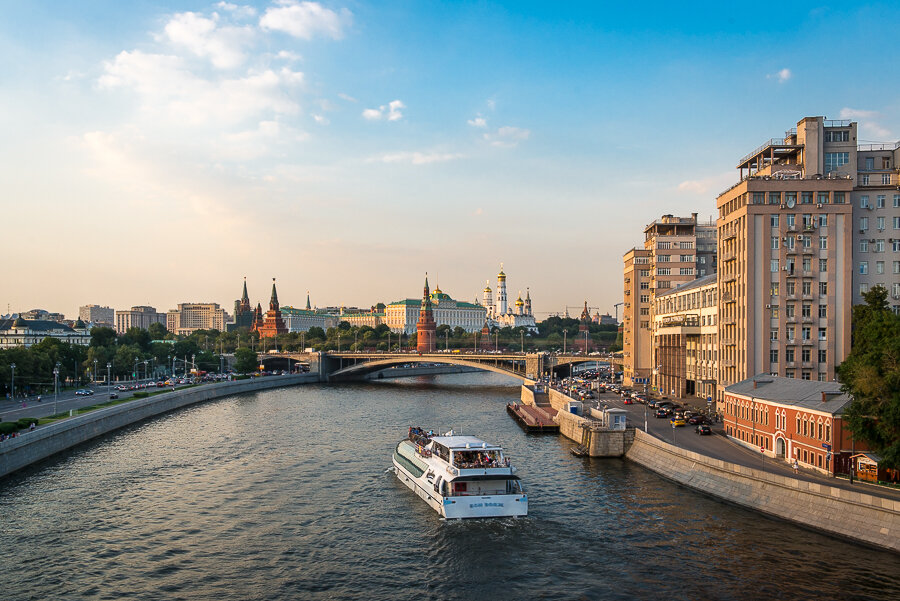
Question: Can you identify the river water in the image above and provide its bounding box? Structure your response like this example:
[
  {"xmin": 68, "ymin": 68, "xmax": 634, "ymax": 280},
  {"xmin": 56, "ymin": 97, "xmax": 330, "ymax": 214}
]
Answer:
[{"xmin": 1, "ymin": 373, "xmax": 898, "ymax": 600}]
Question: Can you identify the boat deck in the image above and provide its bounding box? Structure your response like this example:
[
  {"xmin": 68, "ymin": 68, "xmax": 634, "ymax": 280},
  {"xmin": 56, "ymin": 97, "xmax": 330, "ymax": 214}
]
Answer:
[{"xmin": 506, "ymin": 402, "xmax": 559, "ymax": 433}]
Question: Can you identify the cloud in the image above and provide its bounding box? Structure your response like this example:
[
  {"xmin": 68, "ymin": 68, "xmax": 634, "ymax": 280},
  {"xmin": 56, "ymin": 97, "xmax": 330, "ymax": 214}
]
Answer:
[
  {"xmin": 483, "ymin": 126, "xmax": 530, "ymax": 147},
  {"xmin": 99, "ymin": 50, "xmax": 304, "ymax": 126},
  {"xmin": 467, "ymin": 116, "xmax": 486, "ymax": 128},
  {"xmin": 260, "ymin": 1, "xmax": 352, "ymax": 40},
  {"xmin": 276, "ymin": 50, "xmax": 301, "ymax": 61},
  {"xmin": 370, "ymin": 151, "xmax": 463, "ymax": 165},
  {"xmin": 767, "ymin": 68, "xmax": 792, "ymax": 83},
  {"xmin": 163, "ymin": 11, "xmax": 254, "ymax": 69},
  {"xmin": 312, "ymin": 113, "xmax": 329, "ymax": 124},
  {"xmin": 362, "ymin": 99, "xmax": 405, "ymax": 121},
  {"xmin": 840, "ymin": 108, "xmax": 892, "ymax": 139},
  {"xmin": 338, "ymin": 92, "xmax": 357, "ymax": 102},
  {"xmin": 215, "ymin": 2, "xmax": 257, "ymax": 18},
  {"xmin": 676, "ymin": 171, "xmax": 735, "ymax": 195}
]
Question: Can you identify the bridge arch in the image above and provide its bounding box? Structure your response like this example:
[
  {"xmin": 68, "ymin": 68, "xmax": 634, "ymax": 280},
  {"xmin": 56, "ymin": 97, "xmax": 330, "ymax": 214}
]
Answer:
[{"xmin": 327, "ymin": 355, "xmax": 527, "ymax": 382}]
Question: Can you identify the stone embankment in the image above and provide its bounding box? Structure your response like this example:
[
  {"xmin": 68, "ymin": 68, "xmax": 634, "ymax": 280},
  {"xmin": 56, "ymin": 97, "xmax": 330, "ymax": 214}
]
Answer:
[
  {"xmin": 0, "ymin": 374, "xmax": 319, "ymax": 479},
  {"xmin": 625, "ymin": 428, "xmax": 900, "ymax": 553}
]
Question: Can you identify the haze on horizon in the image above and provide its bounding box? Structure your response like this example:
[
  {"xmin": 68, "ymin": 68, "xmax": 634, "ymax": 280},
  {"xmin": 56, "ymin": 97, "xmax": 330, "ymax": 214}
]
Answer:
[{"xmin": 2, "ymin": 1, "xmax": 899, "ymax": 319}]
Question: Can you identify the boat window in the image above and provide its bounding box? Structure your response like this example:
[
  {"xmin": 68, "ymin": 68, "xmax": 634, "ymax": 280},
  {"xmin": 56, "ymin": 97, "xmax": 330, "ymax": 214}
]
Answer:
[
  {"xmin": 453, "ymin": 450, "xmax": 504, "ymax": 469},
  {"xmin": 434, "ymin": 475, "xmax": 442, "ymax": 494}
]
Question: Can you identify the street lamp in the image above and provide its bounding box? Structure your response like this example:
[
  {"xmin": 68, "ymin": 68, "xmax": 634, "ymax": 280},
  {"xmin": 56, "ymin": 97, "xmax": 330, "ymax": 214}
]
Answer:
[
  {"xmin": 563, "ymin": 331, "xmax": 567, "ymax": 354},
  {"xmin": 107, "ymin": 362, "xmax": 111, "ymax": 398},
  {"xmin": 93, "ymin": 359, "xmax": 98, "ymax": 385},
  {"xmin": 520, "ymin": 330, "xmax": 524, "ymax": 354},
  {"xmin": 144, "ymin": 360, "xmax": 149, "ymax": 385},
  {"xmin": 53, "ymin": 363, "xmax": 60, "ymax": 415},
  {"xmin": 9, "ymin": 363, "xmax": 15, "ymax": 401}
]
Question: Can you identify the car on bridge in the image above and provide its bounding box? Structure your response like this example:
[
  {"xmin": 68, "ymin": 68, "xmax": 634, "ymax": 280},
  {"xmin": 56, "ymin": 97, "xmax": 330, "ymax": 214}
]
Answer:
[{"xmin": 75, "ymin": 389, "xmax": 94, "ymax": 396}]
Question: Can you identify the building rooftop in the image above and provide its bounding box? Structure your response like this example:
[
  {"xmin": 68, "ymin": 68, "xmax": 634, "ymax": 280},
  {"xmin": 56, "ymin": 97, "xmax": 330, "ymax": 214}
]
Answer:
[{"xmin": 725, "ymin": 375, "xmax": 852, "ymax": 415}]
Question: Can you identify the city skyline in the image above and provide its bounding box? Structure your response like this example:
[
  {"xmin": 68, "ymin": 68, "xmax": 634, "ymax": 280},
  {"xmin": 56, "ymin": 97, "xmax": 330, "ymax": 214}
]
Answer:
[{"xmin": 3, "ymin": 1, "xmax": 900, "ymax": 316}]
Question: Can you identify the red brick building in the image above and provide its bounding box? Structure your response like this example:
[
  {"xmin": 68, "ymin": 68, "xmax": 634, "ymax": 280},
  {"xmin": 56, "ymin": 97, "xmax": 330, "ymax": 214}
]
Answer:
[
  {"xmin": 416, "ymin": 276, "xmax": 436, "ymax": 353},
  {"xmin": 253, "ymin": 279, "xmax": 288, "ymax": 339},
  {"xmin": 723, "ymin": 375, "xmax": 861, "ymax": 475}
]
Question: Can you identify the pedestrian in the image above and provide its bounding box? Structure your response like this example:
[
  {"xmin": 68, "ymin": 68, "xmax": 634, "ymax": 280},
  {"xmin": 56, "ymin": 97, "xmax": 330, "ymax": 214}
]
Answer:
[{"xmin": 792, "ymin": 458, "xmax": 799, "ymax": 474}]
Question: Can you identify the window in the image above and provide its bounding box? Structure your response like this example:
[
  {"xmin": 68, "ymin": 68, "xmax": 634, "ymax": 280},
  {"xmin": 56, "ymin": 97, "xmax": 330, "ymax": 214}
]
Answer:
[
  {"xmin": 640, "ymin": 282, "xmax": 649, "ymax": 289},
  {"xmin": 770, "ymin": 329, "xmax": 778, "ymax": 341},
  {"xmin": 825, "ymin": 130, "xmax": 849, "ymax": 142},
  {"xmin": 895, "ymin": 195, "xmax": 900, "ymax": 208},
  {"xmin": 876, "ymin": 239, "xmax": 885, "ymax": 253},
  {"xmin": 819, "ymin": 305, "xmax": 827, "ymax": 318},
  {"xmin": 895, "ymin": 262, "xmax": 900, "ymax": 275},
  {"xmin": 819, "ymin": 259, "xmax": 827, "ymax": 272},
  {"xmin": 877, "ymin": 195, "xmax": 886, "ymax": 209},
  {"xmin": 833, "ymin": 192, "xmax": 845, "ymax": 204},
  {"xmin": 639, "ymin": 294, "xmax": 650, "ymax": 303},
  {"xmin": 819, "ymin": 214, "xmax": 828, "ymax": 228},
  {"xmin": 819, "ymin": 282, "xmax": 828, "ymax": 296},
  {"xmin": 894, "ymin": 216, "xmax": 900, "ymax": 230},
  {"xmin": 825, "ymin": 152, "xmax": 849, "ymax": 172},
  {"xmin": 770, "ymin": 349, "xmax": 779, "ymax": 364},
  {"xmin": 657, "ymin": 255, "xmax": 670, "ymax": 262},
  {"xmin": 817, "ymin": 192, "xmax": 830, "ymax": 205},
  {"xmin": 770, "ymin": 215, "xmax": 779, "ymax": 228},
  {"xmin": 876, "ymin": 261, "xmax": 885, "ymax": 274},
  {"xmin": 787, "ymin": 214, "xmax": 796, "ymax": 227},
  {"xmin": 786, "ymin": 304, "xmax": 795, "ymax": 318},
  {"xmin": 802, "ymin": 326, "xmax": 811, "ymax": 340},
  {"xmin": 865, "ymin": 157, "xmax": 875, "ymax": 170},
  {"xmin": 884, "ymin": 157, "xmax": 893, "ymax": 169},
  {"xmin": 786, "ymin": 281, "xmax": 795, "ymax": 296},
  {"xmin": 771, "ymin": 236, "xmax": 779, "ymax": 250},
  {"xmin": 786, "ymin": 236, "xmax": 795, "ymax": 250},
  {"xmin": 680, "ymin": 255, "xmax": 693, "ymax": 262},
  {"xmin": 802, "ymin": 257, "xmax": 811, "ymax": 272},
  {"xmin": 860, "ymin": 261, "xmax": 869, "ymax": 275},
  {"xmin": 786, "ymin": 348, "xmax": 795, "ymax": 362},
  {"xmin": 894, "ymin": 241, "xmax": 900, "ymax": 252},
  {"xmin": 752, "ymin": 192, "xmax": 765, "ymax": 205},
  {"xmin": 819, "ymin": 349, "xmax": 827, "ymax": 363},
  {"xmin": 860, "ymin": 196, "xmax": 870, "ymax": 209},
  {"xmin": 802, "ymin": 281, "xmax": 811, "ymax": 295},
  {"xmin": 679, "ymin": 241, "xmax": 693, "ymax": 249},
  {"xmin": 818, "ymin": 328, "xmax": 827, "ymax": 340},
  {"xmin": 802, "ymin": 348, "xmax": 811, "ymax": 362},
  {"xmin": 801, "ymin": 191, "xmax": 813, "ymax": 205},
  {"xmin": 771, "ymin": 259, "xmax": 779, "ymax": 272},
  {"xmin": 894, "ymin": 283, "xmax": 900, "ymax": 297},
  {"xmin": 640, "ymin": 307, "xmax": 649, "ymax": 315},
  {"xmin": 860, "ymin": 283, "xmax": 869, "ymax": 295},
  {"xmin": 862, "ymin": 174, "xmax": 870, "ymax": 185},
  {"xmin": 819, "ymin": 236, "xmax": 828, "ymax": 249},
  {"xmin": 878, "ymin": 217, "xmax": 886, "ymax": 230},
  {"xmin": 884, "ymin": 174, "xmax": 892, "ymax": 185},
  {"xmin": 657, "ymin": 242, "xmax": 671, "ymax": 249},
  {"xmin": 860, "ymin": 239, "xmax": 869, "ymax": 253},
  {"xmin": 802, "ymin": 303, "xmax": 811, "ymax": 318},
  {"xmin": 768, "ymin": 192, "xmax": 781, "ymax": 205},
  {"xmin": 802, "ymin": 235, "xmax": 811, "ymax": 249},
  {"xmin": 680, "ymin": 268, "xmax": 694, "ymax": 275},
  {"xmin": 770, "ymin": 282, "xmax": 780, "ymax": 296},
  {"xmin": 639, "ymin": 269, "xmax": 650, "ymax": 277},
  {"xmin": 657, "ymin": 268, "xmax": 670, "ymax": 275}
]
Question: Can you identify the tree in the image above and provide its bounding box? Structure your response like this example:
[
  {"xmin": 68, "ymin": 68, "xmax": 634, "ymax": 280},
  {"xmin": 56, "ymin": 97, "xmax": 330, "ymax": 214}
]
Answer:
[
  {"xmin": 120, "ymin": 327, "xmax": 152, "ymax": 351},
  {"xmin": 838, "ymin": 286, "xmax": 900, "ymax": 469},
  {"xmin": 234, "ymin": 347, "xmax": 258, "ymax": 373},
  {"xmin": 90, "ymin": 327, "xmax": 117, "ymax": 348},
  {"xmin": 148, "ymin": 322, "xmax": 168, "ymax": 340}
]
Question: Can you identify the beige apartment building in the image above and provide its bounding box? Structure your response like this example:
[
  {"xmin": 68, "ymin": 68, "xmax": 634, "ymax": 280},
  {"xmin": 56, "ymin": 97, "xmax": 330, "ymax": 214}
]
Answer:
[
  {"xmin": 166, "ymin": 303, "xmax": 227, "ymax": 335},
  {"xmin": 115, "ymin": 306, "xmax": 166, "ymax": 334},
  {"xmin": 622, "ymin": 248, "xmax": 652, "ymax": 387},
  {"xmin": 652, "ymin": 274, "xmax": 718, "ymax": 402},
  {"xmin": 716, "ymin": 116, "xmax": 854, "ymax": 399}
]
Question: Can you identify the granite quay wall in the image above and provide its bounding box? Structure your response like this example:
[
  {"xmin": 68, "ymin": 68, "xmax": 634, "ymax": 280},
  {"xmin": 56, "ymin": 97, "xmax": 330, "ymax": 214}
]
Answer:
[
  {"xmin": 0, "ymin": 374, "xmax": 319, "ymax": 480},
  {"xmin": 547, "ymin": 388, "xmax": 572, "ymax": 411},
  {"xmin": 625, "ymin": 428, "xmax": 900, "ymax": 552},
  {"xmin": 555, "ymin": 410, "xmax": 628, "ymax": 457}
]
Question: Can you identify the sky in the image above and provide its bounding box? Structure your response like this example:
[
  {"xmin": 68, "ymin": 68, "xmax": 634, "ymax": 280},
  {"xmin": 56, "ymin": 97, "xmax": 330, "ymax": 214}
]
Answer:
[{"xmin": 2, "ymin": 1, "xmax": 899, "ymax": 320}]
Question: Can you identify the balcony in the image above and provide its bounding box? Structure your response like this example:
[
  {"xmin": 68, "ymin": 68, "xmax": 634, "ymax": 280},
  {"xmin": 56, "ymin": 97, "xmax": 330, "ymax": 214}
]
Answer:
[
  {"xmin": 722, "ymin": 252, "xmax": 736, "ymax": 262},
  {"xmin": 721, "ymin": 291, "xmax": 735, "ymax": 302}
]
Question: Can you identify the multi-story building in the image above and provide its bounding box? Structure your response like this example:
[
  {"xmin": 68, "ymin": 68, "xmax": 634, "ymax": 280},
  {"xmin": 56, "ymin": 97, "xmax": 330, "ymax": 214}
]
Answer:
[
  {"xmin": 622, "ymin": 248, "xmax": 652, "ymax": 387},
  {"xmin": 722, "ymin": 375, "xmax": 858, "ymax": 476},
  {"xmin": 280, "ymin": 307, "xmax": 340, "ymax": 333},
  {"xmin": 652, "ymin": 274, "xmax": 718, "ymax": 401},
  {"xmin": 384, "ymin": 286, "xmax": 487, "ymax": 334},
  {"xmin": 716, "ymin": 116, "xmax": 854, "ymax": 398},
  {"xmin": 20, "ymin": 309, "xmax": 66, "ymax": 322},
  {"xmin": 79, "ymin": 304, "xmax": 115, "ymax": 326},
  {"xmin": 852, "ymin": 142, "xmax": 900, "ymax": 308},
  {"xmin": 0, "ymin": 317, "xmax": 91, "ymax": 348},
  {"xmin": 115, "ymin": 306, "xmax": 166, "ymax": 334},
  {"xmin": 166, "ymin": 303, "xmax": 227, "ymax": 335}
]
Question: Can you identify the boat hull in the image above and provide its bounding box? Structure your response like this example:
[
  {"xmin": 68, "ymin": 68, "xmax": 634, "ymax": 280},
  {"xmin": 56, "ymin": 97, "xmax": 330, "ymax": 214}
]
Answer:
[{"xmin": 392, "ymin": 453, "xmax": 527, "ymax": 519}]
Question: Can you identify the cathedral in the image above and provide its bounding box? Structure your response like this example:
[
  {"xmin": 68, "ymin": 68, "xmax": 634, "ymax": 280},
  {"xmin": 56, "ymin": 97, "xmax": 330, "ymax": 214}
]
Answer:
[{"xmin": 481, "ymin": 264, "xmax": 538, "ymax": 332}]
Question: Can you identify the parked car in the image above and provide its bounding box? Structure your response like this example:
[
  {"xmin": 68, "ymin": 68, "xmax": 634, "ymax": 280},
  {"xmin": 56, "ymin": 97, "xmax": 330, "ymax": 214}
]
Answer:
[{"xmin": 696, "ymin": 424, "xmax": 712, "ymax": 435}]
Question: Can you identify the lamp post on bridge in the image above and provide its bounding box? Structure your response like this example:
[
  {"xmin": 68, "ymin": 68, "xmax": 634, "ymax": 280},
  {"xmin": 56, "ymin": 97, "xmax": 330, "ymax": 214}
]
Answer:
[
  {"xmin": 563, "ymin": 331, "xmax": 567, "ymax": 355},
  {"xmin": 445, "ymin": 330, "xmax": 449, "ymax": 351},
  {"xmin": 53, "ymin": 364, "xmax": 60, "ymax": 415},
  {"xmin": 107, "ymin": 362, "xmax": 111, "ymax": 399},
  {"xmin": 520, "ymin": 330, "xmax": 524, "ymax": 354},
  {"xmin": 10, "ymin": 363, "xmax": 15, "ymax": 401},
  {"xmin": 93, "ymin": 359, "xmax": 98, "ymax": 385}
]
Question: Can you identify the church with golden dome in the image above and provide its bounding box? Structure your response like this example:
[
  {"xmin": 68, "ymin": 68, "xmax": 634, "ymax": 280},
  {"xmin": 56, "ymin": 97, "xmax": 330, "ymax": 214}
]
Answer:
[{"xmin": 481, "ymin": 264, "xmax": 538, "ymax": 332}]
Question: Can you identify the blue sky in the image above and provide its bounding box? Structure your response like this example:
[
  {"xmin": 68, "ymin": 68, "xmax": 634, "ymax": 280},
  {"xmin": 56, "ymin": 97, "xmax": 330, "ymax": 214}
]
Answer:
[{"xmin": 2, "ymin": 1, "xmax": 899, "ymax": 319}]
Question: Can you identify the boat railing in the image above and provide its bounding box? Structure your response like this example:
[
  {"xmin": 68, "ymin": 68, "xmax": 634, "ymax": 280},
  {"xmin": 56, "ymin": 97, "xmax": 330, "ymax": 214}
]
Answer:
[{"xmin": 450, "ymin": 489, "xmax": 515, "ymax": 497}]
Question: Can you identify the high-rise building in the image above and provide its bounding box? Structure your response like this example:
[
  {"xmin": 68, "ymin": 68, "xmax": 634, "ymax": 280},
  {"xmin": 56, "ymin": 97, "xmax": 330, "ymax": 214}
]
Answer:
[
  {"xmin": 852, "ymin": 141, "xmax": 900, "ymax": 308},
  {"xmin": 166, "ymin": 303, "xmax": 227, "ymax": 335},
  {"xmin": 622, "ymin": 247, "xmax": 652, "ymax": 387},
  {"xmin": 716, "ymin": 116, "xmax": 854, "ymax": 398},
  {"xmin": 115, "ymin": 306, "xmax": 166, "ymax": 334},
  {"xmin": 79, "ymin": 304, "xmax": 114, "ymax": 326}
]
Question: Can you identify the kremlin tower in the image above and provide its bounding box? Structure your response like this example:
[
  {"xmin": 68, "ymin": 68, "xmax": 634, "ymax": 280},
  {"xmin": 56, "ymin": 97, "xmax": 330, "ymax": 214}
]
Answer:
[
  {"xmin": 416, "ymin": 275, "xmax": 437, "ymax": 353},
  {"xmin": 578, "ymin": 301, "xmax": 592, "ymax": 352},
  {"xmin": 482, "ymin": 280, "xmax": 494, "ymax": 318},
  {"xmin": 254, "ymin": 278, "xmax": 288, "ymax": 339},
  {"xmin": 497, "ymin": 264, "xmax": 508, "ymax": 315}
]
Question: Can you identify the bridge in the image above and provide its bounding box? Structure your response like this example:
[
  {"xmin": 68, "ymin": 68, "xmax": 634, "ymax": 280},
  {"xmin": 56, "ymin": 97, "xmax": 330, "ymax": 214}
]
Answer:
[{"xmin": 259, "ymin": 351, "xmax": 610, "ymax": 382}]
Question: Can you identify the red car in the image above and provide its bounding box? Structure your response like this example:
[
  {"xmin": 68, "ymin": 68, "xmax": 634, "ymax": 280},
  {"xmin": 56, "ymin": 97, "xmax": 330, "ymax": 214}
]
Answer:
[{"xmin": 623, "ymin": 398, "xmax": 633, "ymax": 405}]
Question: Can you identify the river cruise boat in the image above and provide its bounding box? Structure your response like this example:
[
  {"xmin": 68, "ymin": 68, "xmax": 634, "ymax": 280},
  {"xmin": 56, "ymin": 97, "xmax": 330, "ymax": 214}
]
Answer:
[{"xmin": 392, "ymin": 429, "xmax": 527, "ymax": 519}]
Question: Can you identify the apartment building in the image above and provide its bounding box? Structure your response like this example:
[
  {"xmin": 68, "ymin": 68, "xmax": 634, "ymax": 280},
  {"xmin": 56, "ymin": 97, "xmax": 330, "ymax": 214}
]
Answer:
[
  {"xmin": 716, "ymin": 116, "xmax": 854, "ymax": 399},
  {"xmin": 622, "ymin": 248, "xmax": 652, "ymax": 387},
  {"xmin": 653, "ymin": 274, "xmax": 718, "ymax": 401},
  {"xmin": 852, "ymin": 142, "xmax": 900, "ymax": 308},
  {"xmin": 166, "ymin": 303, "xmax": 227, "ymax": 335},
  {"xmin": 79, "ymin": 304, "xmax": 114, "ymax": 326},
  {"xmin": 115, "ymin": 306, "xmax": 166, "ymax": 334}
]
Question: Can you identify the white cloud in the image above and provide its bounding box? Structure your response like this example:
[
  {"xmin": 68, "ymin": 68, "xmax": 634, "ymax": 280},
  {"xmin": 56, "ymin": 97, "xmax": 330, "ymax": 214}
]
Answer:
[
  {"xmin": 483, "ymin": 126, "xmax": 530, "ymax": 147},
  {"xmin": 163, "ymin": 11, "xmax": 254, "ymax": 69},
  {"xmin": 215, "ymin": 2, "xmax": 257, "ymax": 18},
  {"xmin": 676, "ymin": 171, "xmax": 735, "ymax": 195},
  {"xmin": 260, "ymin": 1, "xmax": 352, "ymax": 40},
  {"xmin": 467, "ymin": 116, "xmax": 486, "ymax": 128},
  {"xmin": 312, "ymin": 113, "xmax": 329, "ymax": 124},
  {"xmin": 276, "ymin": 49, "xmax": 301, "ymax": 61},
  {"xmin": 99, "ymin": 50, "xmax": 304, "ymax": 125},
  {"xmin": 362, "ymin": 99, "xmax": 405, "ymax": 121},
  {"xmin": 767, "ymin": 68, "xmax": 792, "ymax": 83},
  {"xmin": 371, "ymin": 151, "xmax": 463, "ymax": 165},
  {"xmin": 338, "ymin": 92, "xmax": 357, "ymax": 102},
  {"xmin": 840, "ymin": 108, "xmax": 892, "ymax": 139}
]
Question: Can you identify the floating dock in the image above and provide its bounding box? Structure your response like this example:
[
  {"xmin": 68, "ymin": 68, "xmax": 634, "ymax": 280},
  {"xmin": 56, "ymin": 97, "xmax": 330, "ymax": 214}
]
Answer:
[{"xmin": 506, "ymin": 402, "xmax": 559, "ymax": 433}]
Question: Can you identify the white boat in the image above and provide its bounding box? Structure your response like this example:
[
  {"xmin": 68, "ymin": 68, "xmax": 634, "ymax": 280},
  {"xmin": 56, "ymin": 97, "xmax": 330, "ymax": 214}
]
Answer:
[{"xmin": 392, "ymin": 429, "xmax": 527, "ymax": 519}]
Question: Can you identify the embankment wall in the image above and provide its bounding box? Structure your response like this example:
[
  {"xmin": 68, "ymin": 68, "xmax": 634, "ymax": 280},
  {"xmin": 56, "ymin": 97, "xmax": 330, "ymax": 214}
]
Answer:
[
  {"xmin": 0, "ymin": 374, "xmax": 319, "ymax": 479},
  {"xmin": 555, "ymin": 410, "xmax": 628, "ymax": 457},
  {"xmin": 625, "ymin": 428, "xmax": 900, "ymax": 553}
]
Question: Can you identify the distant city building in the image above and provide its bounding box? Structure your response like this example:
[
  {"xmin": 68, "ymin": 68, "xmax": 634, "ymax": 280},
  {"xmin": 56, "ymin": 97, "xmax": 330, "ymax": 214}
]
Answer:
[
  {"xmin": 723, "ymin": 375, "xmax": 862, "ymax": 476},
  {"xmin": 281, "ymin": 306, "xmax": 340, "ymax": 333},
  {"xmin": 416, "ymin": 276, "xmax": 437, "ymax": 353},
  {"xmin": 252, "ymin": 279, "xmax": 287, "ymax": 339},
  {"xmin": 593, "ymin": 312, "xmax": 617, "ymax": 326},
  {"xmin": 0, "ymin": 317, "xmax": 90, "ymax": 348},
  {"xmin": 166, "ymin": 303, "xmax": 227, "ymax": 335},
  {"xmin": 20, "ymin": 308, "xmax": 65, "ymax": 322},
  {"xmin": 341, "ymin": 310, "xmax": 384, "ymax": 328},
  {"xmin": 229, "ymin": 278, "xmax": 255, "ymax": 331},
  {"xmin": 577, "ymin": 301, "xmax": 593, "ymax": 352},
  {"xmin": 481, "ymin": 265, "xmax": 538, "ymax": 331},
  {"xmin": 79, "ymin": 304, "xmax": 115, "ymax": 327},
  {"xmin": 115, "ymin": 306, "xmax": 166, "ymax": 334},
  {"xmin": 385, "ymin": 284, "xmax": 487, "ymax": 334}
]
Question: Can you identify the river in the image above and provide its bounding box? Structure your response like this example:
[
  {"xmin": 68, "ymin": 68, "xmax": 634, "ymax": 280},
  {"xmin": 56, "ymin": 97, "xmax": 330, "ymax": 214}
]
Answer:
[{"xmin": 1, "ymin": 373, "xmax": 898, "ymax": 600}]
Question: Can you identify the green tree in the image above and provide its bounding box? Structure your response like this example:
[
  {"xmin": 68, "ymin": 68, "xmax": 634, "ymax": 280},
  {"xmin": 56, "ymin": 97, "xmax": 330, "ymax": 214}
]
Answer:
[
  {"xmin": 90, "ymin": 326, "xmax": 117, "ymax": 348},
  {"xmin": 838, "ymin": 286, "xmax": 900, "ymax": 469},
  {"xmin": 234, "ymin": 347, "xmax": 258, "ymax": 373},
  {"xmin": 148, "ymin": 322, "xmax": 168, "ymax": 340},
  {"xmin": 120, "ymin": 327, "xmax": 152, "ymax": 351}
]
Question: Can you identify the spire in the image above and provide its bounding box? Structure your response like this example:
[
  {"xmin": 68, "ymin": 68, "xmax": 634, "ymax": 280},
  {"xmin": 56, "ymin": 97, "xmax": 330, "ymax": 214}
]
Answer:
[
  {"xmin": 423, "ymin": 273, "xmax": 431, "ymax": 301},
  {"xmin": 241, "ymin": 277, "xmax": 249, "ymax": 304},
  {"xmin": 269, "ymin": 278, "xmax": 279, "ymax": 312},
  {"xmin": 306, "ymin": 290, "xmax": 311, "ymax": 311}
]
